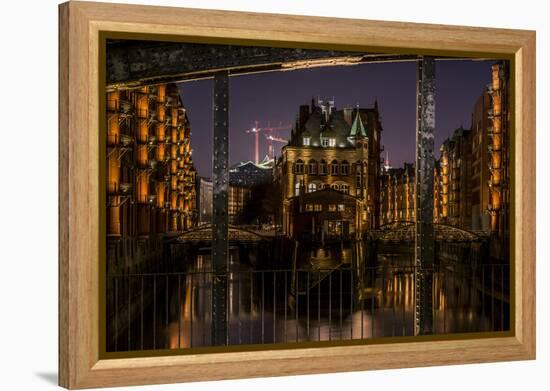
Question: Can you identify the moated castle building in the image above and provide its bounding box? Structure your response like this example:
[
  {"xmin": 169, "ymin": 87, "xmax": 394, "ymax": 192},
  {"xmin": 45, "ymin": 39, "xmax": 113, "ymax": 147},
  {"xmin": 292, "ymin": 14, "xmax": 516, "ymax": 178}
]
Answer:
[{"xmin": 276, "ymin": 98, "xmax": 382, "ymax": 240}]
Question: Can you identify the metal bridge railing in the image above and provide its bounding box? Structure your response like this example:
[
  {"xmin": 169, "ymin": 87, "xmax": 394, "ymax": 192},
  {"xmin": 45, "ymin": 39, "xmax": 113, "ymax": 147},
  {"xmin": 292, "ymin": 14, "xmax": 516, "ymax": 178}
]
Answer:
[{"xmin": 106, "ymin": 263, "xmax": 510, "ymax": 352}]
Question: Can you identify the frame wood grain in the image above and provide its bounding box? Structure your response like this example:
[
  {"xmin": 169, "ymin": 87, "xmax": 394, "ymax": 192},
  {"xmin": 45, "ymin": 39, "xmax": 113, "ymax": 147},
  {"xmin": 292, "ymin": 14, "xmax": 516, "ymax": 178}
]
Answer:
[{"xmin": 59, "ymin": 1, "xmax": 536, "ymax": 388}]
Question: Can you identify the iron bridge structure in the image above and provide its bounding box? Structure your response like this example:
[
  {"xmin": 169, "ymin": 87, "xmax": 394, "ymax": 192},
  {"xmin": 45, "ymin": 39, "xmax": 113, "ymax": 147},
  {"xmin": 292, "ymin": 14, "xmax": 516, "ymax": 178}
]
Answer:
[{"xmin": 106, "ymin": 38, "xmax": 502, "ymax": 343}]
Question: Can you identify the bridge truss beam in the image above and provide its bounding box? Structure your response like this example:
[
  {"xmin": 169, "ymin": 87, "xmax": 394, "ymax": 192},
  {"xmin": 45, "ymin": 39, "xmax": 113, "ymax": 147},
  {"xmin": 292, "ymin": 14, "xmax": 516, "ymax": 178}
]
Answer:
[
  {"xmin": 105, "ymin": 40, "xmax": 421, "ymax": 89},
  {"xmin": 211, "ymin": 71, "xmax": 229, "ymax": 345},
  {"xmin": 414, "ymin": 56, "xmax": 436, "ymax": 336}
]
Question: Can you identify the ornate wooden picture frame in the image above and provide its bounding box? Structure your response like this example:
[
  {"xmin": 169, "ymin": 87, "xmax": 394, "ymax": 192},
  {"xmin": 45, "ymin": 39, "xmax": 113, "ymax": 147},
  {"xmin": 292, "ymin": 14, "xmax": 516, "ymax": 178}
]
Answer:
[{"xmin": 59, "ymin": 1, "xmax": 535, "ymax": 389}]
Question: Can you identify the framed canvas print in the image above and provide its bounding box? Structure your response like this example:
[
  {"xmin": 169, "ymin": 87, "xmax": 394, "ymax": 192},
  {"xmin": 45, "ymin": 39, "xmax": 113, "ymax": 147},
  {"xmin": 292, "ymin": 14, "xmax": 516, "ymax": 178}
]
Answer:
[{"xmin": 58, "ymin": 1, "xmax": 536, "ymax": 389}]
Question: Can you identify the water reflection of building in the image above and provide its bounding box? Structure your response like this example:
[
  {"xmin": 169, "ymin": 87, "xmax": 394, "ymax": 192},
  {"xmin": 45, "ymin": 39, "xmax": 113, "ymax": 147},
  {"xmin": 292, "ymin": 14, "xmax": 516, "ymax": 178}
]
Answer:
[
  {"xmin": 106, "ymin": 83, "xmax": 197, "ymax": 273},
  {"xmin": 277, "ymin": 98, "xmax": 382, "ymax": 238}
]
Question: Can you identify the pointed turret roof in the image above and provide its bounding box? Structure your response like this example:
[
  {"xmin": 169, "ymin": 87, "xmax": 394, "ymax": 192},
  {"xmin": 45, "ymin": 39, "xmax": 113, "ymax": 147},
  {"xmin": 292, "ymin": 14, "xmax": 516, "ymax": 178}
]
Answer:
[{"xmin": 349, "ymin": 108, "xmax": 367, "ymax": 138}]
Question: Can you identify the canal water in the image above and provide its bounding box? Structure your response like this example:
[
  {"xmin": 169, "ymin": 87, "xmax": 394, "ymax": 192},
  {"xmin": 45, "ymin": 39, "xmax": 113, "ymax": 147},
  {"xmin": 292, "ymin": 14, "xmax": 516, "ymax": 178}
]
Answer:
[{"xmin": 109, "ymin": 247, "xmax": 509, "ymax": 352}]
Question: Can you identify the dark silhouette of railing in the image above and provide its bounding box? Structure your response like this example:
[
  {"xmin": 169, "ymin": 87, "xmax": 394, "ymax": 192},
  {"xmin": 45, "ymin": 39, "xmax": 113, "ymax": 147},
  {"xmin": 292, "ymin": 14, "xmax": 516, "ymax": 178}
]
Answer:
[{"xmin": 106, "ymin": 263, "xmax": 510, "ymax": 352}]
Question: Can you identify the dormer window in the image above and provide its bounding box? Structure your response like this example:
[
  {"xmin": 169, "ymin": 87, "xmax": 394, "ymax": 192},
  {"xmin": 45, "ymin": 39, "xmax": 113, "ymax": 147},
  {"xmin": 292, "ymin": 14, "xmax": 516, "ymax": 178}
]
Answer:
[
  {"xmin": 321, "ymin": 137, "xmax": 336, "ymax": 147},
  {"xmin": 303, "ymin": 137, "xmax": 311, "ymax": 146}
]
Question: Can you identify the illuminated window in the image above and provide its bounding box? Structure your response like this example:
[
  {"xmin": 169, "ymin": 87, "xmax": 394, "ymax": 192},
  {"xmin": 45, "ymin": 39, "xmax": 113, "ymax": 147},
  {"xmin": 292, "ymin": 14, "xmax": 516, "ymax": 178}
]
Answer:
[
  {"xmin": 319, "ymin": 160, "xmax": 327, "ymax": 175},
  {"xmin": 303, "ymin": 137, "xmax": 311, "ymax": 146},
  {"xmin": 329, "ymin": 138, "xmax": 336, "ymax": 147},
  {"xmin": 308, "ymin": 183, "xmax": 317, "ymax": 193},
  {"xmin": 306, "ymin": 204, "xmax": 314, "ymax": 211},
  {"xmin": 341, "ymin": 161, "xmax": 349, "ymax": 175},
  {"xmin": 295, "ymin": 159, "xmax": 304, "ymax": 174},
  {"xmin": 308, "ymin": 160, "xmax": 317, "ymax": 175},
  {"xmin": 314, "ymin": 204, "xmax": 322, "ymax": 211},
  {"xmin": 337, "ymin": 204, "xmax": 345, "ymax": 211},
  {"xmin": 330, "ymin": 160, "xmax": 339, "ymax": 175},
  {"xmin": 295, "ymin": 182, "xmax": 300, "ymax": 196},
  {"xmin": 321, "ymin": 138, "xmax": 329, "ymax": 147},
  {"xmin": 328, "ymin": 204, "xmax": 337, "ymax": 212}
]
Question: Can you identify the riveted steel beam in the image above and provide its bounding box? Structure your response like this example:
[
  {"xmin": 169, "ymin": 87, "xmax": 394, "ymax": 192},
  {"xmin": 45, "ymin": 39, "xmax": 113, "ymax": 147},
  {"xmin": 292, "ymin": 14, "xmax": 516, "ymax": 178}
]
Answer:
[
  {"xmin": 211, "ymin": 71, "xmax": 229, "ymax": 345},
  {"xmin": 414, "ymin": 56, "xmax": 436, "ymax": 336},
  {"xmin": 105, "ymin": 40, "xmax": 424, "ymax": 89}
]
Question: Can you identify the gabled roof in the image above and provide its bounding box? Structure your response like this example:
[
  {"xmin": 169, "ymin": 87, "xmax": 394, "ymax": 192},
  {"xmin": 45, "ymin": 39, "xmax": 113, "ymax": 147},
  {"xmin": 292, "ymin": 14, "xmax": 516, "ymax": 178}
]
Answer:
[{"xmin": 287, "ymin": 101, "xmax": 379, "ymax": 148}]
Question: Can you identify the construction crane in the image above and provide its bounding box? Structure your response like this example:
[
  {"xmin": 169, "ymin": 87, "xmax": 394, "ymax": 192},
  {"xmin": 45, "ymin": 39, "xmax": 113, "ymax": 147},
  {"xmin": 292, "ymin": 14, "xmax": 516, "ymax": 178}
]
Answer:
[
  {"xmin": 244, "ymin": 121, "xmax": 262, "ymax": 164},
  {"xmin": 265, "ymin": 134, "xmax": 288, "ymax": 160},
  {"xmin": 244, "ymin": 121, "xmax": 291, "ymax": 163}
]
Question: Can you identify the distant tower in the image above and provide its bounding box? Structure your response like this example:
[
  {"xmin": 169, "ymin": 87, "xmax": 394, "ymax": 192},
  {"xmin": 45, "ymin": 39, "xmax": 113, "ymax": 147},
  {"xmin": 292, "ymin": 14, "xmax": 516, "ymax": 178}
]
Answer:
[{"xmin": 383, "ymin": 151, "xmax": 392, "ymax": 172}]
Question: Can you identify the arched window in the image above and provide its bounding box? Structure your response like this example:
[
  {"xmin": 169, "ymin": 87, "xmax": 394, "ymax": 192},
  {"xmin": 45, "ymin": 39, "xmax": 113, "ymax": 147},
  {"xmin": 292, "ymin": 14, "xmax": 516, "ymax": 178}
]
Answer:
[
  {"xmin": 340, "ymin": 183, "xmax": 349, "ymax": 194},
  {"xmin": 308, "ymin": 183, "xmax": 317, "ymax": 193},
  {"xmin": 295, "ymin": 159, "xmax": 304, "ymax": 174},
  {"xmin": 331, "ymin": 183, "xmax": 339, "ymax": 191},
  {"xmin": 295, "ymin": 182, "xmax": 301, "ymax": 196},
  {"xmin": 341, "ymin": 160, "xmax": 350, "ymax": 175},
  {"xmin": 319, "ymin": 160, "xmax": 327, "ymax": 175},
  {"xmin": 330, "ymin": 160, "xmax": 339, "ymax": 175},
  {"xmin": 308, "ymin": 159, "xmax": 317, "ymax": 175}
]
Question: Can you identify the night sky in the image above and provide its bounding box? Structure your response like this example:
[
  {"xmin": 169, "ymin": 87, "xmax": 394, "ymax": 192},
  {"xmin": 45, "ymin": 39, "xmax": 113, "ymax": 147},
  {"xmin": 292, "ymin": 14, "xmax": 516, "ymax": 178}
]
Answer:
[{"xmin": 178, "ymin": 60, "xmax": 497, "ymax": 179}]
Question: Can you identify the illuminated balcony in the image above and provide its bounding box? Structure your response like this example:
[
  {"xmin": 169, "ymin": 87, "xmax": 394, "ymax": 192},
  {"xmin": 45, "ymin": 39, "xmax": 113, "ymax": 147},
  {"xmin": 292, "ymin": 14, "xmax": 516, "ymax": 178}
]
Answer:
[
  {"xmin": 136, "ymin": 108, "xmax": 148, "ymax": 119},
  {"xmin": 107, "ymin": 182, "xmax": 132, "ymax": 197},
  {"xmin": 120, "ymin": 134, "xmax": 134, "ymax": 147},
  {"xmin": 119, "ymin": 182, "xmax": 132, "ymax": 194},
  {"xmin": 119, "ymin": 99, "xmax": 133, "ymax": 115},
  {"xmin": 488, "ymin": 144, "xmax": 501, "ymax": 153}
]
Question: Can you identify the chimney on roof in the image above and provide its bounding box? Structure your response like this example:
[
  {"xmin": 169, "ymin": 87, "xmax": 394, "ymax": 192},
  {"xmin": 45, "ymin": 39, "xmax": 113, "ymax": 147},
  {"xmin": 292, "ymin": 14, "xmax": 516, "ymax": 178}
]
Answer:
[
  {"xmin": 319, "ymin": 97, "xmax": 335, "ymax": 122},
  {"xmin": 343, "ymin": 106, "xmax": 353, "ymax": 126}
]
